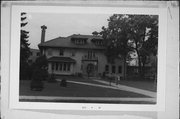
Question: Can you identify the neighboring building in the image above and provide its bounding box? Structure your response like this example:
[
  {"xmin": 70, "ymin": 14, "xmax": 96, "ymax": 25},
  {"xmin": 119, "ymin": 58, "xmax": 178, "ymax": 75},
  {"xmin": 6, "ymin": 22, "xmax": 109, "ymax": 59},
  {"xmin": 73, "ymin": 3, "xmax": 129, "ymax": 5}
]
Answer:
[
  {"xmin": 127, "ymin": 51, "xmax": 157, "ymax": 77},
  {"xmin": 28, "ymin": 49, "xmax": 40, "ymax": 64},
  {"xmin": 127, "ymin": 52, "xmax": 155, "ymax": 67},
  {"xmin": 38, "ymin": 25, "xmax": 125, "ymax": 77}
]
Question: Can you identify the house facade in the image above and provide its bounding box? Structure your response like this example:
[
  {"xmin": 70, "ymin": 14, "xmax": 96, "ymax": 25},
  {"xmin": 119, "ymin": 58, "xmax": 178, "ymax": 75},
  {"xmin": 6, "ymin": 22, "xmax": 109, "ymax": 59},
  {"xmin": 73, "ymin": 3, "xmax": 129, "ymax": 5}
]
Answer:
[{"xmin": 38, "ymin": 25, "xmax": 125, "ymax": 77}]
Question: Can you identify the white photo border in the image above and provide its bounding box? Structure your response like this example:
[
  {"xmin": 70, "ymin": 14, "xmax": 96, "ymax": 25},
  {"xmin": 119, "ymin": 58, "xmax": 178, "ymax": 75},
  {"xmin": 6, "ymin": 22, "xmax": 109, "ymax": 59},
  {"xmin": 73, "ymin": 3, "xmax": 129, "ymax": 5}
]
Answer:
[{"xmin": 9, "ymin": 5, "xmax": 167, "ymax": 111}]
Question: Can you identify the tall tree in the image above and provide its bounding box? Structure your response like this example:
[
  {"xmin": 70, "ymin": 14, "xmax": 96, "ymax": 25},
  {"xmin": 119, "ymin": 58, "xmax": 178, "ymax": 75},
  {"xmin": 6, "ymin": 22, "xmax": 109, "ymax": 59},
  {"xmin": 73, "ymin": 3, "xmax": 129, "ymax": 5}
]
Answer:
[
  {"xmin": 100, "ymin": 14, "xmax": 133, "ymax": 79},
  {"xmin": 128, "ymin": 15, "xmax": 158, "ymax": 77},
  {"xmin": 99, "ymin": 14, "xmax": 158, "ymax": 79},
  {"xmin": 20, "ymin": 12, "xmax": 31, "ymax": 80}
]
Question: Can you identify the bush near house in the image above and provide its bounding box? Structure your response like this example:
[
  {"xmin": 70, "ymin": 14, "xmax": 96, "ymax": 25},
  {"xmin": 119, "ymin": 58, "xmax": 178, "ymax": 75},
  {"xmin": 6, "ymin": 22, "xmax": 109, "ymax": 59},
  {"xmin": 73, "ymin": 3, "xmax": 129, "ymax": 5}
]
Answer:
[
  {"xmin": 30, "ymin": 55, "xmax": 48, "ymax": 90},
  {"xmin": 60, "ymin": 79, "xmax": 67, "ymax": 87},
  {"xmin": 30, "ymin": 68, "xmax": 44, "ymax": 91},
  {"xmin": 47, "ymin": 73, "xmax": 57, "ymax": 83}
]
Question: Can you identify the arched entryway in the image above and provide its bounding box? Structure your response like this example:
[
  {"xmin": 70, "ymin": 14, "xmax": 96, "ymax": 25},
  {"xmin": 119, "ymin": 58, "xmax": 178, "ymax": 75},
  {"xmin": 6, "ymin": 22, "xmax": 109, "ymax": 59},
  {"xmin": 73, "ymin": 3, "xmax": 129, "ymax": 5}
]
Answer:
[{"xmin": 87, "ymin": 63, "xmax": 95, "ymax": 77}]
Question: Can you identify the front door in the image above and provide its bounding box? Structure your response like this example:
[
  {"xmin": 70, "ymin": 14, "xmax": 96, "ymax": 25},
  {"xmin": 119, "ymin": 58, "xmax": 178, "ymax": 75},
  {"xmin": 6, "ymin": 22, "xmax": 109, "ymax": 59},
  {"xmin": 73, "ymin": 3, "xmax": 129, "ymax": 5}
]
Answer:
[{"xmin": 87, "ymin": 63, "xmax": 95, "ymax": 77}]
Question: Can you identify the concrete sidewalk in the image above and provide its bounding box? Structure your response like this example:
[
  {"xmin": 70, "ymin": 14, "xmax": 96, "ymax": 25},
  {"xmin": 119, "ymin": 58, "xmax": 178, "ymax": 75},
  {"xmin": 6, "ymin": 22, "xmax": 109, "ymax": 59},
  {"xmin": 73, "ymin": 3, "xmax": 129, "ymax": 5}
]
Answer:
[
  {"xmin": 93, "ymin": 79, "xmax": 156, "ymax": 98},
  {"xmin": 57, "ymin": 79, "xmax": 155, "ymax": 97},
  {"xmin": 20, "ymin": 96, "xmax": 155, "ymax": 103}
]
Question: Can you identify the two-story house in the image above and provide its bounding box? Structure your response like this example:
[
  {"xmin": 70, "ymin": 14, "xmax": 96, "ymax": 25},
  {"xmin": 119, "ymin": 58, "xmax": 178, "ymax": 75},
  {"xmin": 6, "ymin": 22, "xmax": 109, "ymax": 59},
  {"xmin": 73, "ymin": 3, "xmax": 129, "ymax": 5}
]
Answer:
[{"xmin": 38, "ymin": 25, "xmax": 125, "ymax": 77}]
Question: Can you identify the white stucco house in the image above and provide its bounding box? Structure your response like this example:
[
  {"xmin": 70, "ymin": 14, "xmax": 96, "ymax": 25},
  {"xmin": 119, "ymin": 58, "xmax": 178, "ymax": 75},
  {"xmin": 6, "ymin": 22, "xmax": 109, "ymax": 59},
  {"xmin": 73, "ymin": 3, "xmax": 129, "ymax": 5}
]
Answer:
[{"xmin": 38, "ymin": 25, "xmax": 125, "ymax": 77}]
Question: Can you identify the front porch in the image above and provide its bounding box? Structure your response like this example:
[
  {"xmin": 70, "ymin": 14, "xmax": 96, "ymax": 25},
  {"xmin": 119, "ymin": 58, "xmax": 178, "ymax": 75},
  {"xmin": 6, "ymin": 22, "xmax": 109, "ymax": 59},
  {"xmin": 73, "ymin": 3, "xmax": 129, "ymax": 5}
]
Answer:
[{"xmin": 48, "ymin": 56, "xmax": 76, "ymax": 75}]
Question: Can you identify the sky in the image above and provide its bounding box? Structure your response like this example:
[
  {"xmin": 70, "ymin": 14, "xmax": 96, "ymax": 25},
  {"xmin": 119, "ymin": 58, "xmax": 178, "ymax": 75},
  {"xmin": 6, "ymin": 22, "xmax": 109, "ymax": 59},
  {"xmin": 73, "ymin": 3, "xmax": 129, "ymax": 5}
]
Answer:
[{"xmin": 23, "ymin": 13, "xmax": 111, "ymax": 49}]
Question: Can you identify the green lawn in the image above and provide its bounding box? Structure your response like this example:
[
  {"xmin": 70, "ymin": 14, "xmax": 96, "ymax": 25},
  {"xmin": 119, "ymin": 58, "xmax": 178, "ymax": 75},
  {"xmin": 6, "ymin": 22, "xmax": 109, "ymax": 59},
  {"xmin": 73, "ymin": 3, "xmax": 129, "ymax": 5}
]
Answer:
[
  {"xmin": 119, "ymin": 80, "xmax": 156, "ymax": 92},
  {"xmin": 19, "ymin": 76, "xmax": 156, "ymax": 104},
  {"xmin": 100, "ymin": 77, "xmax": 157, "ymax": 92},
  {"xmin": 20, "ymin": 80, "xmax": 148, "ymax": 97}
]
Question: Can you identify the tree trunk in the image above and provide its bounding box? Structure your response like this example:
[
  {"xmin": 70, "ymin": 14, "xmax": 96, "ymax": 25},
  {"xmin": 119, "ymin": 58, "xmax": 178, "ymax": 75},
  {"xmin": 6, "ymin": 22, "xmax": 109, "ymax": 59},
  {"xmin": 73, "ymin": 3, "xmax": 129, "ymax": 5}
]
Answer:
[
  {"xmin": 123, "ymin": 56, "xmax": 126, "ymax": 80},
  {"xmin": 142, "ymin": 62, "xmax": 145, "ymax": 78},
  {"xmin": 136, "ymin": 50, "xmax": 142, "ymax": 79}
]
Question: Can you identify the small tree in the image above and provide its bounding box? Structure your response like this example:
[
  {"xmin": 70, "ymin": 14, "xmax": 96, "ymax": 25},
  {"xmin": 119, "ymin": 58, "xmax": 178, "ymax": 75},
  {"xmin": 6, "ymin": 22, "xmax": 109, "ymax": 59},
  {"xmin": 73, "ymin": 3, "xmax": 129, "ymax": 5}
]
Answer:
[{"xmin": 30, "ymin": 55, "xmax": 48, "ymax": 90}]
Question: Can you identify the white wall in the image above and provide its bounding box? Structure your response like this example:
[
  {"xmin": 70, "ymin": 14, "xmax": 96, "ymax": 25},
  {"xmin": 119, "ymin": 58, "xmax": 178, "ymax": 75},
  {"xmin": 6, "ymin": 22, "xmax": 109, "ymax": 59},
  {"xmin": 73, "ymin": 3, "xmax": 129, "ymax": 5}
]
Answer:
[
  {"xmin": 45, "ymin": 47, "xmax": 125, "ymax": 76},
  {"xmin": 45, "ymin": 47, "xmax": 87, "ymax": 73}
]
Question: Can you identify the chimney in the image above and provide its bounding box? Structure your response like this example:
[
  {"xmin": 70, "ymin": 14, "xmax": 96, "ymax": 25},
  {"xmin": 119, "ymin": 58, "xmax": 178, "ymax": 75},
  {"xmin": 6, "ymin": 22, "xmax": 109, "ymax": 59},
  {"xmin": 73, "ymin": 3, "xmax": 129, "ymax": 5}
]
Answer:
[{"xmin": 41, "ymin": 25, "xmax": 47, "ymax": 43}]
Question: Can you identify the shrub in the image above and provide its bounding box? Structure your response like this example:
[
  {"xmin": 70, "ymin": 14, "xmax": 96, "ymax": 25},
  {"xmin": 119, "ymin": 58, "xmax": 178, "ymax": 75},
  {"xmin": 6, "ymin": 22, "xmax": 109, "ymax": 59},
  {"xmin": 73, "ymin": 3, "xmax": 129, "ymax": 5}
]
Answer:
[
  {"xmin": 47, "ymin": 73, "xmax": 57, "ymax": 83},
  {"xmin": 30, "ymin": 68, "xmax": 44, "ymax": 91},
  {"xmin": 60, "ymin": 79, "xmax": 67, "ymax": 87},
  {"xmin": 30, "ymin": 80, "xmax": 44, "ymax": 91}
]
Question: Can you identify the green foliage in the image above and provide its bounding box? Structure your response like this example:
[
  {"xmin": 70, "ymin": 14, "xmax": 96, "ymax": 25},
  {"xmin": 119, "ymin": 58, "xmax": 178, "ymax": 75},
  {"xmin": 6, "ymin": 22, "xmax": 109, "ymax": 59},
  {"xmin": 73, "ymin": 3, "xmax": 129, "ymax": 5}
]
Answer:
[
  {"xmin": 101, "ymin": 15, "xmax": 133, "ymax": 61},
  {"xmin": 20, "ymin": 12, "xmax": 31, "ymax": 80},
  {"xmin": 30, "ymin": 55, "xmax": 48, "ymax": 90},
  {"xmin": 92, "ymin": 31, "xmax": 99, "ymax": 36},
  {"xmin": 30, "ymin": 68, "xmax": 44, "ymax": 91},
  {"xmin": 47, "ymin": 73, "xmax": 57, "ymax": 83},
  {"xmin": 99, "ymin": 14, "xmax": 158, "ymax": 78},
  {"xmin": 31, "ymin": 55, "xmax": 48, "ymax": 81},
  {"xmin": 128, "ymin": 15, "xmax": 158, "ymax": 77},
  {"xmin": 35, "ymin": 55, "xmax": 48, "ymax": 69}
]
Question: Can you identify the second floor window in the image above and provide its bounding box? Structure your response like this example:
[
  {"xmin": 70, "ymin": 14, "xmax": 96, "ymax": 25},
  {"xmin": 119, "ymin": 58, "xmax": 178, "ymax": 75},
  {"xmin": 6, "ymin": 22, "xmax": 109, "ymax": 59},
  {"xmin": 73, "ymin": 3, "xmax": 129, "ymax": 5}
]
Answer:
[
  {"xmin": 71, "ymin": 51, "xmax": 75, "ymax": 57},
  {"xmin": 36, "ymin": 52, "xmax": 40, "ymax": 56},
  {"xmin": 59, "ymin": 49, "xmax": 64, "ymax": 56},
  {"xmin": 118, "ymin": 66, "xmax": 122, "ymax": 73},
  {"xmin": 48, "ymin": 49, "xmax": 52, "ymax": 56},
  {"xmin": 112, "ymin": 65, "xmax": 116, "ymax": 73},
  {"xmin": 88, "ymin": 51, "xmax": 95, "ymax": 59},
  {"xmin": 105, "ymin": 65, "xmax": 109, "ymax": 72}
]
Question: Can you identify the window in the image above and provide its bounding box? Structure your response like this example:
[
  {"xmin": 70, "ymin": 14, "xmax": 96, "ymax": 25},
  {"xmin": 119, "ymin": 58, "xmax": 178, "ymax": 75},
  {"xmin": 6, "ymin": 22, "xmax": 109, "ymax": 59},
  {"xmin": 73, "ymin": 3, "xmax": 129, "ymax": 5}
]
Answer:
[
  {"xmin": 93, "ymin": 52, "xmax": 95, "ymax": 58},
  {"xmin": 71, "ymin": 51, "xmax": 75, "ymax": 56},
  {"xmin": 59, "ymin": 49, "xmax": 64, "ymax": 56},
  {"xmin": 55, "ymin": 62, "xmax": 58, "ymax": 70},
  {"xmin": 63, "ymin": 63, "xmax": 66, "ymax": 71},
  {"xmin": 112, "ymin": 65, "xmax": 116, "ymax": 73},
  {"xmin": 28, "ymin": 59, "xmax": 32, "ymax": 63},
  {"xmin": 78, "ymin": 40, "xmax": 80, "ymax": 44},
  {"xmin": 88, "ymin": 51, "xmax": 95, "ymax": 59},
  {"xmin": 80, "ymin": 40, "xmax": 83, "ymax": 44},
  {"xmin": 105, "ymin": 65, "xmax": 109, "ymax": 72},
  {"xmin": 59, "ymin": 63, "xmax": 62, "ymax": 71},
  {"xmin": 52, "ymin": 63, "xmax": 54, "ymax": 71},
  {"xmin": 67, "ymin": 63, "xmax": 70, "ymax": 71},
  {"xmin": 48, "ymin": 49, "xmax": 52, "ymax": 56},
  {"xmin": 36, "ymin": 52, "xmax": 40, "ymax": 56},
  {"xmin": 81, "ymin": 65, "xmax": 83, "ymax": 70},
  {"xmin": 118, "ymin": 66, "xmax": 122, "ymax": 73}
]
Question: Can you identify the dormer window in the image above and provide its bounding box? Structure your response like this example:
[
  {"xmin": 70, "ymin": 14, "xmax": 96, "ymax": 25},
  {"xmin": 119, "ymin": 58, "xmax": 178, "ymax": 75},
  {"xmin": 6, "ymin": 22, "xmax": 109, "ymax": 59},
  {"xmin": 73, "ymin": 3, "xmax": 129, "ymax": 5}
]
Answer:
[
  {"xmin": 92, "ymin": 38, "xmax": 103, "ymax": 46},
  {"xmin": 71, "ymin": 37, "xmax": 87, "ymax": 45}
]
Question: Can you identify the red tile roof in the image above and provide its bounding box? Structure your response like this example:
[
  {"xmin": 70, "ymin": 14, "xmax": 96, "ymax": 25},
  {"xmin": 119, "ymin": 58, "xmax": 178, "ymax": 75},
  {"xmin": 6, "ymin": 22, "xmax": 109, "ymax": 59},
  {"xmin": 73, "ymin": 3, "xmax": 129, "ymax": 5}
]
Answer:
[{"xmin": 38, "ymin": 34, "xmax": 105, "ymax": 50}]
